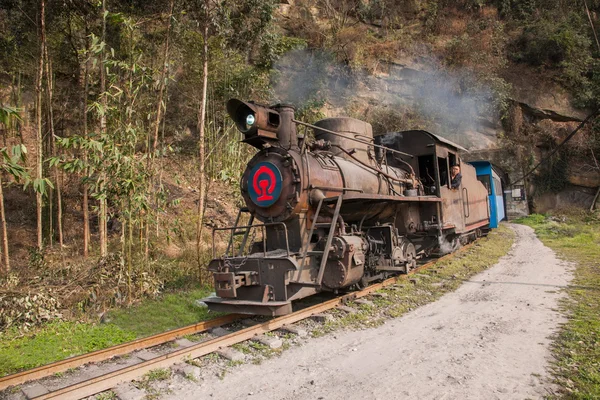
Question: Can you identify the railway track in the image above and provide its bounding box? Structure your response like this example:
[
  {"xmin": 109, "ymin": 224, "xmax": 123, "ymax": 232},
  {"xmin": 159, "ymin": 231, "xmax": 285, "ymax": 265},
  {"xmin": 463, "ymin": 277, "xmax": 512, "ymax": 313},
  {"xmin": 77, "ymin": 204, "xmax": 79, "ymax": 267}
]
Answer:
[{"xmin": 1, "ymin": 243, "xmax": 475, "ymax": 400}]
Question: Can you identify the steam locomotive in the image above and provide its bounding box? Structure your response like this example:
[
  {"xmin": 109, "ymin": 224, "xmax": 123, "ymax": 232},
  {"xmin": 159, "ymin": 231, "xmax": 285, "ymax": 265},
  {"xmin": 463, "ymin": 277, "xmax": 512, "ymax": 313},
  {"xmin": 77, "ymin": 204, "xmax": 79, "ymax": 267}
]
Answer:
[{"xmin": 203, "ymin": 99, "xmax": 490, "ymax": 316}]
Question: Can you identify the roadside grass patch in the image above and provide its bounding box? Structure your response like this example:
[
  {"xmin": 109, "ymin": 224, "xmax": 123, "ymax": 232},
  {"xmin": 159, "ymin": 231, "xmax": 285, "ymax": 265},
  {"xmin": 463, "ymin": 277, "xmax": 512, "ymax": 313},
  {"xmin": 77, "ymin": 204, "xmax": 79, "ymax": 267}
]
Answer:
[
  {"xmin": 516, "ymin": 212, "xmax": 600, "ymax": 399},
  {"xmin": 0, "ymin": 322, "xmax": 135, "ymax": 376},
  {"xmin": 106, "ymin": 286, "xmax": 219, "ymax": 338},
  {"xmin": 0, "ymin": 285, "xmax": 220, "ymax": 377},
  {"xmin": 143, "ymin": 368, "xmax": 172, "ymax": 382},
  {"xmin": 135, "ymin": 368, "xmax": 172, "ymax": 399}
]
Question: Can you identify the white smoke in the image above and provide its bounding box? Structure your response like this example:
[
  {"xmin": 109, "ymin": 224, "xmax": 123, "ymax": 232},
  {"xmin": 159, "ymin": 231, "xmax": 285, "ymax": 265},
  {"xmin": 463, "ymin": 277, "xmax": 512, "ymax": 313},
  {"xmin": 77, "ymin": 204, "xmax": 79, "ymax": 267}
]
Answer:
[
  {"xmin": 438, "ymin": 235, "xmax": 460, "ymax": 255},
  {"xmin": 271, "ymin": 49, "xmax": 500, "ymax": 149}
]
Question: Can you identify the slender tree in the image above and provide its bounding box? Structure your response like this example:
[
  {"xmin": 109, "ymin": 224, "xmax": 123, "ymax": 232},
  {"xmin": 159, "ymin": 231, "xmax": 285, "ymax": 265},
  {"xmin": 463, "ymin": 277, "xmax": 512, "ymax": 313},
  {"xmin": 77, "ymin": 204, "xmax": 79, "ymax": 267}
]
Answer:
[
  {"xmin": 99, "ymin": 0, "xmax": 108, "ymax": 257},
  {"xmin": 35, "ymin": 0, "xmax": 46, "ymax": 250},
  {"xmin": 195, "ymin": 1, "xmax": 210, "ymax": 283},
  {"xmin": 82, "ymin": 25, "xmax": 91, "ymax": 257},
  {"xmin": 44, "ymin": 45, "xmax": 64, "ymax": 248},
  {"xmin": 148, "ymin": 0, "xmax": 175, "ymax": 255},
  {"xmin": 0, "ymin": 143, "xmax": 29, "ymax": 273}
]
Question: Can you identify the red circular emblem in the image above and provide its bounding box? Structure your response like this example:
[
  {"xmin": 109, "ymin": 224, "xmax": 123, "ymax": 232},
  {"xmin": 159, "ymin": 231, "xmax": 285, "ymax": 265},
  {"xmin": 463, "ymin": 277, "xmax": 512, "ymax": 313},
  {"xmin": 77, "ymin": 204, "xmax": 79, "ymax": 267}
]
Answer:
[{"xmin": 247, "ymin": 162, "xmax": 283, "ymax": 207}]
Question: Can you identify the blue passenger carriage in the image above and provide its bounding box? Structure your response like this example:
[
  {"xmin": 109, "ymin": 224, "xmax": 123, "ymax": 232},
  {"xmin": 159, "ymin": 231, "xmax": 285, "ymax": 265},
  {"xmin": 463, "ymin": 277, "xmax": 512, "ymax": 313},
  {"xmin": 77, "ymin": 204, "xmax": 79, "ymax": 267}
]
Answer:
[{"xmin": 469, "ymin": 161, "xmax": 506, "ymax": 228}]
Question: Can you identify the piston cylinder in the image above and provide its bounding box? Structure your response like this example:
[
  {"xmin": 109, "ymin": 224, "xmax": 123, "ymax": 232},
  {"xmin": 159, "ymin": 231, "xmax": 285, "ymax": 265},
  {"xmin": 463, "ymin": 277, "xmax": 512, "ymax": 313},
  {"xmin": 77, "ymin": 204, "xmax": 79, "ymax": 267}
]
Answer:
[{"xmin": 321, "ymin": 235, "xmax": 366, "ymax": 289}]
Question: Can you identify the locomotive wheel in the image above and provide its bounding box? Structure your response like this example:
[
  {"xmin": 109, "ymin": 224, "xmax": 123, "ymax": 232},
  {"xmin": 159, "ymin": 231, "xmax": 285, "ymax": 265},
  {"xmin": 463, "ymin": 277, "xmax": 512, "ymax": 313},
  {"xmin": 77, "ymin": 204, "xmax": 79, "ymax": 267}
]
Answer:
[{"xmin": 403, "ymin": 242, "xmax": 417, "ymax": 272}]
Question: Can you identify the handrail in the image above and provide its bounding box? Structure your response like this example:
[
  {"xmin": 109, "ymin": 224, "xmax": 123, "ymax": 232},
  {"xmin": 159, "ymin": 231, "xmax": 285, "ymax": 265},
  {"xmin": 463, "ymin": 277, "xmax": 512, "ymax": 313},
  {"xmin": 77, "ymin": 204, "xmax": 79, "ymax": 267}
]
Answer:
[
  {"xmin": 463, "ymin": 187, "xmax": 470, "ymax": 218},
  {"xmin": 212, "ymin": 222, "xmax": 290, "ymax": 259}
]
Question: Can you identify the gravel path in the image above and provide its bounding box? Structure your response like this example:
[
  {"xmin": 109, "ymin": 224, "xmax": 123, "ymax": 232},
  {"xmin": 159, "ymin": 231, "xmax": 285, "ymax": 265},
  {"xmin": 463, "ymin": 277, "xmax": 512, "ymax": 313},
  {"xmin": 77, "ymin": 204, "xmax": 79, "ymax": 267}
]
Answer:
[{"xmin": 167, "ymin": 224, "xmax": 572, "ymax": 400}]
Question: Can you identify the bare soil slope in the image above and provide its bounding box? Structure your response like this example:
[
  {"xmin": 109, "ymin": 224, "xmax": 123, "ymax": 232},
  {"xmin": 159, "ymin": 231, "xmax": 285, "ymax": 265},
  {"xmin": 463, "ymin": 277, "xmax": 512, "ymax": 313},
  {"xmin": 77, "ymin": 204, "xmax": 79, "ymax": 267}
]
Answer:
[{"xmin": 167, "ymin": 224, "xmax": 572, "ymax": 400}]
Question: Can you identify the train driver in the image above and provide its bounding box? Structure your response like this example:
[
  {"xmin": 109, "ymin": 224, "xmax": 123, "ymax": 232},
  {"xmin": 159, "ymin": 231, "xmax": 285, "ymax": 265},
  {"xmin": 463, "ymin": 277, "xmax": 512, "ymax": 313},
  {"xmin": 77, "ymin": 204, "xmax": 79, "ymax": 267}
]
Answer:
[{"xmin": 451, "ymin": 165, "xmax": 462, "ymax": 189}]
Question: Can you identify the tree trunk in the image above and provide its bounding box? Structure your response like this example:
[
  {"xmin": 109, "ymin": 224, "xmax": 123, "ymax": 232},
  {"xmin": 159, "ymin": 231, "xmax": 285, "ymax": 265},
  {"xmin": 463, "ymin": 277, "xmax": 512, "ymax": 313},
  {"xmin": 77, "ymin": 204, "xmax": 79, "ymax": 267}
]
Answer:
[
  {"xmin": 0, "ymin": 177, "xmax": 9, "ymax": 273},
  {"xmin": 195, "ymin": 22, "xmax": 209, "ymax": 283},
  {"xmin": 591, "ymin": 186, "xmax": 600, "ymax": 212},
  {"xmin": 99, "ymin": 0, "xmax": 108, "ymax": 257},
  {"xmin": 82, "ymin": 27, "xmax": 91, "ymax": 257},
  {"xmin": 147, "ymin": 0, "xmax": 175, "ymax": 256},
  {"xmin": 35, "ymin": 0, "xmax": 46, "ymax": 251},
  {"xmin": 45, "ymin": 45, "xmax": 63, "ymax": 248}
]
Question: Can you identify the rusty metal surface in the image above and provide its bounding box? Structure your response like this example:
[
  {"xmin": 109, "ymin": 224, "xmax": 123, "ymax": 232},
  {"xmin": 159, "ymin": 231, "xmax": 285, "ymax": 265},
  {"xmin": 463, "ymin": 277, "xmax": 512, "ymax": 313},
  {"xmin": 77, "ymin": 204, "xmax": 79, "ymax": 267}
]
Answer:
[
  {"xmin": 330, "ymin": 192, "xmax": 442, "ymax": 203},
  {"xmin": 205, "ymin": 99, "xmax": 492, "ymax": 316},
  {"xmin": 313, "ymin": 117, "xmax": 373, "ymax": 164}
]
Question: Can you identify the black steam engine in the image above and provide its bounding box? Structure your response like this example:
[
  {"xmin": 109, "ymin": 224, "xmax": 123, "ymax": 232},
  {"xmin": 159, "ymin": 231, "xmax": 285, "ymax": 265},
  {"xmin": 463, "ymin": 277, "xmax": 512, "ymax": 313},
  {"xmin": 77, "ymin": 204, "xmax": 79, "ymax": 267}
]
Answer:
[{"xmin": 203, "ymin": 99, "xmax": 490, "ymax": 316}]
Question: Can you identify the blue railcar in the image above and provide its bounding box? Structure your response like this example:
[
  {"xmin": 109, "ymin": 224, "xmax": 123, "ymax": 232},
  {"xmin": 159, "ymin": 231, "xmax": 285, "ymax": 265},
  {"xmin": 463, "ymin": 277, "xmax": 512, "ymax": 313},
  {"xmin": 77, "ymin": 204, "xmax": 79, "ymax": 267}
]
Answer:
[{"xmin": 469, "ymin": 161, "xmax": 506, "ymax": 228}]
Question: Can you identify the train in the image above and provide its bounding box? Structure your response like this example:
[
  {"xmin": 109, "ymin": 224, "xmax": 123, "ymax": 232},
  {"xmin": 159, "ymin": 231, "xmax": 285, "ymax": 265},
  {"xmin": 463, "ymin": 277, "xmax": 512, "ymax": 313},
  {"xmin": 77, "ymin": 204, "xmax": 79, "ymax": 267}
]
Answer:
[{"xmin": 202, "ymin": 99, "xmax": 494, "ymax": 316}]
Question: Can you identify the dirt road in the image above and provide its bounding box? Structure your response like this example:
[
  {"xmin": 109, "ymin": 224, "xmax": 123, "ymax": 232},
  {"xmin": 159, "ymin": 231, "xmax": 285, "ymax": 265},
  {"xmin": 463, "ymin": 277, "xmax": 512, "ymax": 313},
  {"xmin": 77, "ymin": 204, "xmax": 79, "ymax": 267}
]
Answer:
[{"xmin": 167, "ymin": 224, "xmax": 571, "ymax": 399}]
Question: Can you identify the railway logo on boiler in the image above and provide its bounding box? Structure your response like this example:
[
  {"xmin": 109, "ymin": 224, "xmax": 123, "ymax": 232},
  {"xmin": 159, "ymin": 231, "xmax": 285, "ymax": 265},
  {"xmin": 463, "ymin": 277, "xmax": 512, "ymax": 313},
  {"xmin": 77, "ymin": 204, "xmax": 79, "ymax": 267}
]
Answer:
[{"xmin": 248, "ymin": 162, "xmax": 283, "ymax": 207}]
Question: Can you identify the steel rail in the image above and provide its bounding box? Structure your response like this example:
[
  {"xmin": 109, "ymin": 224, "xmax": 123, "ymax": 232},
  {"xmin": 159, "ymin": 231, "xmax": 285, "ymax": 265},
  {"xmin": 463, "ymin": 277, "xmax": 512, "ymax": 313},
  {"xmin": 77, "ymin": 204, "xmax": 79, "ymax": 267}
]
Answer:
[
  {"xmin": 0, "ymin": 314, "xmax": 242, "ymax": 390},
  {"xmin": 24, "ymin": 242, "xmax": 477, "ymax": 400}
]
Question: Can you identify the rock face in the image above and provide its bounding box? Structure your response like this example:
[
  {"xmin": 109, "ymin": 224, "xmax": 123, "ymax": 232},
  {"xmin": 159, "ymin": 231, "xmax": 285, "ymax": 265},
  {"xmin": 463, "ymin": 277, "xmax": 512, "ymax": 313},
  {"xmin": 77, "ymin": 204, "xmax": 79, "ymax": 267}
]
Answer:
[
  {"xmin": 275, "ymin": 1, "xmax": 597, "ymax": 212},
  {"xmin": 535, "ymin": 185, "xmax": 598, "ymax": 212},
  {"xmin": 568, "ymin": 170, "xmax": 600, "ymax": 188}
]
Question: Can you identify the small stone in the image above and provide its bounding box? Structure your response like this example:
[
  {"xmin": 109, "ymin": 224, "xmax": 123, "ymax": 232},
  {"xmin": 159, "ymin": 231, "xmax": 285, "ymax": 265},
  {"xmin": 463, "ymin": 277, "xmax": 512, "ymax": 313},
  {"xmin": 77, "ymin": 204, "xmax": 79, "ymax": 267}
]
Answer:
[
  {"xmin": 311, "ymin": 313, "xmax": 334, "ymax": 323},
  {"xmin": 175, "ymin": 338, "xmax": 196, "ymax": 348},
  {"xmin": 22, "ymin": 383, "xmax": 49, "ymax": 400},
  {"xmin": 194, "ymin": 300, "xmax": 208, "ymax": 308},
  {"xmin": 241, "ymin": 318, "xmax": 259, "ymax": 327},
  {"xmin": 172, "ymin": 363, "xmax": 201, "ymax": 380},
  {"xmin": 210, "ymin": 327, "xmax": 231, "ymax": 337},
  {"xmin": 216, "ymin": 347, "xmax": 245, "ymax": 362},
  {"xmin": 354, "ymin": 299, "xmax": 374, "ymax": 307},
  {"xmin": 280, "ymin": 325, "xmax": 308, "ymax": 338},
  {"xmin": 112, "ymin": 382, "xmax": 146, "ymax": 400},
  {"xmin": 337, "ymin": 305, "xmax": 357, "ymax": 314},
  {"xmin": 135, "ymin": 350, "xmax": 157, "ymax": 361},
  {"xmin": 371, "ymin": 292, "xmax": 388, "ymax": 298},
  {"xmin": 253, "ymin": 334, "xmax": 283, "ymax": 349}
]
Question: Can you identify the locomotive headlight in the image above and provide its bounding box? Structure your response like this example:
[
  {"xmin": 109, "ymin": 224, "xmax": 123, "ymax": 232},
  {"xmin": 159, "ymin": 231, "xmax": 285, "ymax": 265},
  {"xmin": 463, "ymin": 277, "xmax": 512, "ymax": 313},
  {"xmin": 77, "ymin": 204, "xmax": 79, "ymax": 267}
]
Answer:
[
  {"xmin": 245, "ymin": 113, "xmax": 256, "ymax": 129},
  {"xmin": 226, "ymin": 98, "xmax": 280, "ymax": 142}
]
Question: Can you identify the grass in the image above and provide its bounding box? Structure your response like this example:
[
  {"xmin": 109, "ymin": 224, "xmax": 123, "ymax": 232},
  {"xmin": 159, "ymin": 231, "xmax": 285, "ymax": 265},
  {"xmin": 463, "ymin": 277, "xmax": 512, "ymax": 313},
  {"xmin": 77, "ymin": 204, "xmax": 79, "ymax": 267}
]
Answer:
[
  {"xmin": 135, "ymin": 368, "xmax": 173, "ymax": 399},
  {"xmin": 0, "ymin": 285, "xmax": 219, "ymax": 377},
  {"xmin": 0, "ymin": 322, "xmax": 136, "ymax": 376},
  {"xmin": 143, "ymin": 368, "xmax": 172, "ymax": 382},
  {"xmin": 515, "ymin": 212, "xmax": 600, "ymax": 399},
  {"xmin": 106, "ymin": 286, "xmax": 218, "ymax": 338}
]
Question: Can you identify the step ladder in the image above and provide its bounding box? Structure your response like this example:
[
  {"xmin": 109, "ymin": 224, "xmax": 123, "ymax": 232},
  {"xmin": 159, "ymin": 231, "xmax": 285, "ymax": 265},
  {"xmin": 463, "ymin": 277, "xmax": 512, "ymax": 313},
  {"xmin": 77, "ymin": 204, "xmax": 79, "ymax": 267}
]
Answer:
[
  {"xmin": 297, "ymin": 195, "xmax": 343, "ymax": 287},
  {"xmin": 225, "ymin": 207, "xmax": 255, "ymax": 257}
]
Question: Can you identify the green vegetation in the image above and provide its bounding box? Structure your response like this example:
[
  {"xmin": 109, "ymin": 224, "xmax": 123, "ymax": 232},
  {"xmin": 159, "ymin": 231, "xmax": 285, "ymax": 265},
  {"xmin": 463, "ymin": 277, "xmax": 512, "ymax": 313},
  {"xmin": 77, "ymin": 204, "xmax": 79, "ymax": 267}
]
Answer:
[
  {"xmin": 135, "ymin": 368, "xmax": 173, "ymax": 399},
  {"xmin": 0, "ymin": 285, "xmax": 218, "ymax": 377},
  {"xmin": 143, "ymin": 368, "xmax": 172, "ymax": 382},
  {"xmin": 0, "ymin": 321, "xmax": 135, "ymax": 376},
  {"xmin": 516, "ymin": 212, "xmax": 600, "ymax": 399},
  {"xmin": 106, "ymin": 286, "xmax": 218, "ymax": 338}
]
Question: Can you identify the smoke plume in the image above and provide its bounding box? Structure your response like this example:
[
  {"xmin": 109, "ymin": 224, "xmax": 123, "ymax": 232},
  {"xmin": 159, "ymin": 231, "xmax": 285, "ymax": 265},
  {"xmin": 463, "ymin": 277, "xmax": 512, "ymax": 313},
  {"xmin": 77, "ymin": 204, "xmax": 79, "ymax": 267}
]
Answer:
[{"xmin": 271, "ymin": 49, "xmax": 501, "ymax": 149}]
